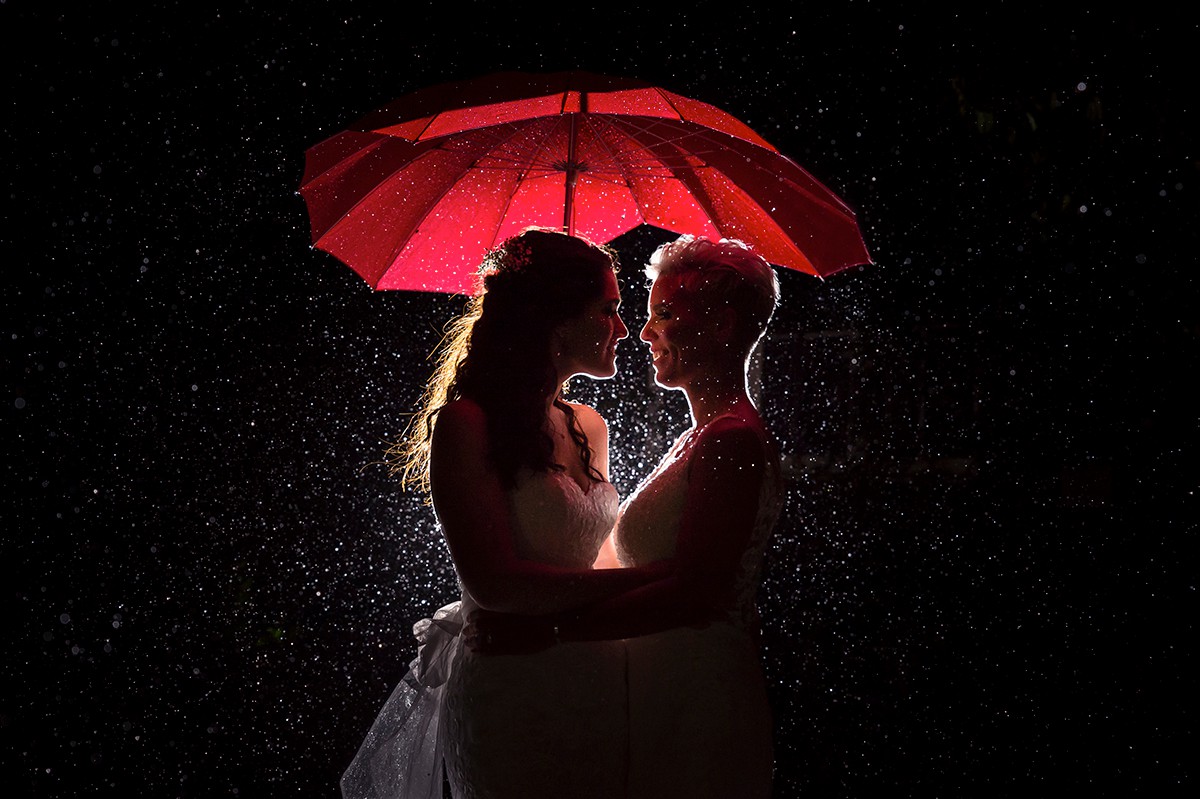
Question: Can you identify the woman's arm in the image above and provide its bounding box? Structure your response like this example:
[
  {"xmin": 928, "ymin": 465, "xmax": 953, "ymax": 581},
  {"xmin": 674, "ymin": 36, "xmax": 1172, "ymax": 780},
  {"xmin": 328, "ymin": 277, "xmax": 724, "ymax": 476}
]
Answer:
[
  {"xmin": 564, "ymin": 419, "xmax": 765, "ymax": 638},
  {"xmin": 429, "ymin": 398, "xmax": 666, "ymax": 616}
]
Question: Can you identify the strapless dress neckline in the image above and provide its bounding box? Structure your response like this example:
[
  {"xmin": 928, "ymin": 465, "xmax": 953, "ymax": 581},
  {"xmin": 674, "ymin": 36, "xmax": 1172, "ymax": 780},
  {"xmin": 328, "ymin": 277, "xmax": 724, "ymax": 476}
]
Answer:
[{"xmin": 504, "ymin": 468, "xmax": 619, "ymax": 570}]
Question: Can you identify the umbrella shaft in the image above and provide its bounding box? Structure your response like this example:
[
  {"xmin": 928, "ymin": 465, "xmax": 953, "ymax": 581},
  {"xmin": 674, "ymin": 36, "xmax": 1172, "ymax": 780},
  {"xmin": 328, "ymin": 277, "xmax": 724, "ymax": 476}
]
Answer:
[{"xmin": 564, "ymin": 113, "xmax": 578, "ymax": 235}]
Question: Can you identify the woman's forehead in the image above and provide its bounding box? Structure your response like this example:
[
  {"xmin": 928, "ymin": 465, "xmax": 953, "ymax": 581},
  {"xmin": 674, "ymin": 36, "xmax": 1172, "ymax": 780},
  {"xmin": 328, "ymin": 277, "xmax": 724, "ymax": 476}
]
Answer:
[
  {"xmin": 599, "ymin": 269, "xmax": 621, "ymax": 299},
  {"xmin": 648, "ymin": 274, "xmax": 688, "ymax": 306}
]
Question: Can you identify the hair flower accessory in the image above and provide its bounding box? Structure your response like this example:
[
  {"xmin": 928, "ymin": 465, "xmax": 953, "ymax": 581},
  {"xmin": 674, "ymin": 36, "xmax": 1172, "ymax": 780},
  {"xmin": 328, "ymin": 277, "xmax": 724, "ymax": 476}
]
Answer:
[{"xmin": 480, "ymin": 238, "xmax": 534, "ymax": 278}]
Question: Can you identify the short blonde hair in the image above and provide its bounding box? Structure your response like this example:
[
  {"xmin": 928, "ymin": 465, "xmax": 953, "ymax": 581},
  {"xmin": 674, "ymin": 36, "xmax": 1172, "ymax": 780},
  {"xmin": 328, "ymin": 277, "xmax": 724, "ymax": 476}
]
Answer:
[{"xmin": 646, "ymin": 235, "xmax": 780, "ymax": 349}]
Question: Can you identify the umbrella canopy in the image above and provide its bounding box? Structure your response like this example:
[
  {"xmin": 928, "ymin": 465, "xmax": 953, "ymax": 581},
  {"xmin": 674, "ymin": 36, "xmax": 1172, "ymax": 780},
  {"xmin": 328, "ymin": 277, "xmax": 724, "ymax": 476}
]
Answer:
[{"xmin": 300, "ymin": 70, "xmax": 872, "ymax": 294}]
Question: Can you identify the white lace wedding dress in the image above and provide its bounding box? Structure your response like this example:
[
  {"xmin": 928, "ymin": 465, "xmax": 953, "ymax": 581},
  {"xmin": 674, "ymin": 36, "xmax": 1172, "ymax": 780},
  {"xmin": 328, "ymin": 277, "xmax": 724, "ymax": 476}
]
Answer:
[
  {"xmin": 614, "ymin": 416, "xmax": 783, "ymax": 799},
  {"xmin": 341, "ymin": 468, "xmax": 624, "ymax": 799}
]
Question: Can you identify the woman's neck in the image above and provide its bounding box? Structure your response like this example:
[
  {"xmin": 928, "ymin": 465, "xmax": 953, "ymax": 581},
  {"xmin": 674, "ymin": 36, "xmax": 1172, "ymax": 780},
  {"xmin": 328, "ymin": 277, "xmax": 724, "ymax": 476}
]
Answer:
[
  {"xmin": 684, "ymin": 368, "xmax": 755, "ymax": 428},
  {"xmin": 542, "ymin": 386, "xmax": 566, "ymax": 416}
]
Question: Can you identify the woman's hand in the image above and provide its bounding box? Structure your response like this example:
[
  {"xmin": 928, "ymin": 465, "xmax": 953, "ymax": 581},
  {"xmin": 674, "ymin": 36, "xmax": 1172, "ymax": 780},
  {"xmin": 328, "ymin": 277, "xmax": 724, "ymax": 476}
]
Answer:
[
  {"xmin": 643, "ymin": 557, "xmax": 676, "ymax": 579},
  {"xmin": 464, "ymin": 609, "xmax": 558, "ymax": 655},
  {"xmin": 463, "ymin": 560, "xmax": 681, "ymax": 652}
]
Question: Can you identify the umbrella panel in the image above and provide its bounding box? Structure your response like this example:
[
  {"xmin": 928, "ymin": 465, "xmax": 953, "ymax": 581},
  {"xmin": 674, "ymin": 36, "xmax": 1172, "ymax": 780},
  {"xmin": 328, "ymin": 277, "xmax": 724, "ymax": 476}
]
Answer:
[
  {"xmin": 353, "ymin": 70, "xmax": 776, "ymax": 150},
  {"xmin": 301, "ymin": 84, "xmax": 871, "ymax": 293}
]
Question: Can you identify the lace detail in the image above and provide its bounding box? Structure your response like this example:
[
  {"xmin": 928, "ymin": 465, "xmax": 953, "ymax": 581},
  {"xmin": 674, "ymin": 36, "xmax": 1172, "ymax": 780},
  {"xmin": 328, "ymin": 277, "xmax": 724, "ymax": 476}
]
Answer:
[
  {"xmin": 614, "ymin": 418, "xmax": 782, "ymax": 629},
  {"xmin": 340, "ymin": 602, "xmax": 464, "ymax": 799},
  {"xmin": 446, "ymin": 469, "xmax": 625, "ymax": 797},
  {"xmin": 732, "ymin": 463, "xmax": 783, "ymax": 630},
  {"xmin": 343, "ymin": 470, "xmax": 622, "ymax": 799},
  {"xmin": 508, "ymin": 470, "xmax": 618, "ymax": 569},
  {"xmin": 613, "ymin": 431, "xmax": 693, "ymax": 567},
  {"xmin": 614, "ymin": 417, "xmax": 781, "ymax": 798}
]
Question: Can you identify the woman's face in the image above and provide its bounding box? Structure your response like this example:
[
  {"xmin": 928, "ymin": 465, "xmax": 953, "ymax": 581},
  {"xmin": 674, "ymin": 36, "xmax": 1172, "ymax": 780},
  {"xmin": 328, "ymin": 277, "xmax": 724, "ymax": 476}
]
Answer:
[
  {"xmin": 640, "ymin": 274, "xmax": 717, "ymax": 390},
  {"xmin": 552, "ymin": 270, "xmax": 629, "ymax": 379}
]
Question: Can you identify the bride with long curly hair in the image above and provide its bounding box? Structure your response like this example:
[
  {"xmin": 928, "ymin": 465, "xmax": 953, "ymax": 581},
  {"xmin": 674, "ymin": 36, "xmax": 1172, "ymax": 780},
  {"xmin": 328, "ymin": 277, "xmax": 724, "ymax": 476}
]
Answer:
[{"xmin": 342, "ymin": 227, "xmax": 669, "ymax": 799}]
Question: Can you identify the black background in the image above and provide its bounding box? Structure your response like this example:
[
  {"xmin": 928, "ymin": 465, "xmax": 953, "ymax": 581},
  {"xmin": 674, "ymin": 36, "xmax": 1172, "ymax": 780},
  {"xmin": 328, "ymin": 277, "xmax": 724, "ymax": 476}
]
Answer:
[{"xmin": 2, "ymin": 3, "xmax": 1196, "ymax": 797}]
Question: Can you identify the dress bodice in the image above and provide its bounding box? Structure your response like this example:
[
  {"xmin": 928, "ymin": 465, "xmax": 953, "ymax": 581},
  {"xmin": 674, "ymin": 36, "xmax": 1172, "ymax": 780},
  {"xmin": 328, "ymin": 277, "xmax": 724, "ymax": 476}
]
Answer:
[
  {"xmin": 445, "ymin": 469, "xmax": 627, "ymax": 799},
  {"xmin": 508, "ymin": 469, "xmax": 618, "ymax": 569},
  {"xmin": 614, "ymin": 419, "xmax": 783, "ymax": 630},
  {"xmin": 613, "ymin": 432, "xmax": 693, "ymax": 566},
  {"xmin": 455, "ymin": 469, "xmax": 618, "ymax": 618}
]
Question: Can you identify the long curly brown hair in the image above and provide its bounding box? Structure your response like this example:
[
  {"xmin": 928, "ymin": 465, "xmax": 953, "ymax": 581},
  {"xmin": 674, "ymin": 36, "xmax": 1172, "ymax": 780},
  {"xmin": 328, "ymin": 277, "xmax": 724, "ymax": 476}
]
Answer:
[{"xmin": 387, "ymin": 227, "xmax": 620, "ymax": 497}]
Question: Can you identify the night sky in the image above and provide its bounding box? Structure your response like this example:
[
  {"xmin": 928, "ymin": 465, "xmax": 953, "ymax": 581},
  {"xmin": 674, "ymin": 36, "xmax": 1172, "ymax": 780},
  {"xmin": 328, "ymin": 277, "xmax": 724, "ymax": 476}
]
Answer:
[{"xmin": 3, "ymin": 3, "xmax": 1196, "ymax": 797}]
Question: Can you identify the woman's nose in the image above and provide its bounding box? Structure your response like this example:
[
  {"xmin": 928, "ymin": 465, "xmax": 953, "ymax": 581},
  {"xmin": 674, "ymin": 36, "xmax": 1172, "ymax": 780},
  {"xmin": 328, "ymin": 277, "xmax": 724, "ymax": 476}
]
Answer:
[{"xmin": 640, "ymin": 319, "xmax": 654, "ymax": 342}]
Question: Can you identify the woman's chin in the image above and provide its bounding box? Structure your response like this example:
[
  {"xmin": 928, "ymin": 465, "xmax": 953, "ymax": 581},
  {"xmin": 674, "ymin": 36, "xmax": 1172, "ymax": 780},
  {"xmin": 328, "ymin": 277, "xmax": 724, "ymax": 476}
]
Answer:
[
  {"xmin": 650, "ymin": 364, "xmax": 677, "ymax": 388},
  {"xmin": 580, "ymin": 363, "xmax": 618, "ymax": 380}
]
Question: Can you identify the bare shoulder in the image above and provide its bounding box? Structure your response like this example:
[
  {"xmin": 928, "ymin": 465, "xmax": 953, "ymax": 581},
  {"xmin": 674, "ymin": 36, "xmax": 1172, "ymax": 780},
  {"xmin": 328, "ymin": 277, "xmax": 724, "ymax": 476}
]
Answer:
[
  {"xmin": 697, "ymin": 413, "xmax": 774, "ymax": 464},
  {"xmin": 432, "ymin": 397, "xmax": 487, "ymax": 443},
  {"xmin": 437, "ymin": 397, "xmax": 483, "ymax": 420},
  {"xmin": 564, "ymin": 400, "xmax": 608, "ymax": 439},
  {"xmin": 704, "ymin": 411, "xmax": 764, "ymax": 439}
]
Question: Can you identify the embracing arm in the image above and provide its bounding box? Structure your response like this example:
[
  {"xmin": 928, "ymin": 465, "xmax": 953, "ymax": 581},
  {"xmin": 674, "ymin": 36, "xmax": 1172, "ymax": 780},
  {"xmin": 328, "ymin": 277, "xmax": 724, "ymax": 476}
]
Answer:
[
  {"xmin": 471, "ymin": 420, "xmax": 768, "ymax": 647},
  {"xmin": 561, "ymin": 421, "xmax": 766, "ymax": 639},
  {"xmin": 429, "ymin": 399, "xmax": 667, "ymax": 616}
]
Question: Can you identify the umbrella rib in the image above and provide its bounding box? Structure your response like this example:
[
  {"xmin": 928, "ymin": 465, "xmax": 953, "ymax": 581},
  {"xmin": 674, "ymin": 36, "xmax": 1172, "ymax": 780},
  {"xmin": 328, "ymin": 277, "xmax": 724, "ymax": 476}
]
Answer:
[
  {"xmin": 410, "ymin": 115, "xmax": 439, "ymax": 142},
  {"xmin": 487, "ymin": 121, "xmax": 562, "ymax": 235},
  {"xmin": 377, "ymin": 119, "xmax": 565, "ymax": 273},
  {"xmin": 645, "ymin": 130, "xmax": 783, "ymax": 246},
  {"xmin": 321, "ymin": 131, "xmax": 524, "ymax": 278},
  {"xmin": 605, "ymin": 118, "xmax": 720, "ymax": 176},
  {"xmin": 581, "ymin": 115, "xmax": 656, "ymax": 210},
  {"xmin": 308, "ymin": 135, "xmax": 429, "ymax": 252},
  {"xmin": 302, "ymin": 76, "xmax": 871, "ymax": 290},
  {"xmin": 482, "ymin": 118, "xmax": 575, "ymax": 231},
  {"xmin": 650, "ymin": 88, "xmax": 688, "ymax": 124},
  {"xmin": 660, "ymin": 140, "xmax": 727, "ymax": 230}
]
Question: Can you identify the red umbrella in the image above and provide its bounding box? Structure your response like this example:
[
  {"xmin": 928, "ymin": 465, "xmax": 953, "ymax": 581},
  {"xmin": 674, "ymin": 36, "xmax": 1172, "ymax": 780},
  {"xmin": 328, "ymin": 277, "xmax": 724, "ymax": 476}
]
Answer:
[{"xmin": 299, "ymin": 70, "xmax": 872, "ymax": 294}]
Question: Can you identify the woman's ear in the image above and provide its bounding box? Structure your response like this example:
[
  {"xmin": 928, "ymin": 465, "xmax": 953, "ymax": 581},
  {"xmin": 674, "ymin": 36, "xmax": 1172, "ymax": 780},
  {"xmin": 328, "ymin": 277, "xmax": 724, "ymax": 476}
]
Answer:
[
  {"xmin": 548, "ymin": 327, "xmax": 564, "ymax": 360},
  {"xmin": 712, "ymin": 304, "xmax": 738, "ymax": 345}
]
